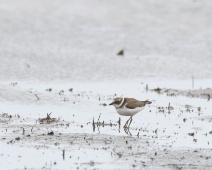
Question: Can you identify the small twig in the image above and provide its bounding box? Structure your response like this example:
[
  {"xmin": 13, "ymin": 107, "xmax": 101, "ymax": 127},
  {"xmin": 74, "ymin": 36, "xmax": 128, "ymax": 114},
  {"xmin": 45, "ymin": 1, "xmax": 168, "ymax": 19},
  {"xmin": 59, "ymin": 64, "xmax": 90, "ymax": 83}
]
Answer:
[
  {"xmin": 62, "ymin": 149, "xmax": 65, "ymax": 160},
  {"xmin": 146, "ymin": 84, "xmax": 148, "ymax": 91},
  {"xmin": 92, "ymin": 117, "xmax": 95, "ymax": 126},
  {"xmin": 92, "ymin": 117, "xmax": 95, "ymax": 132},
  {"xmin": 97, "ymin": 125, "xmax": 100, "ymax": 134},
  {"xmin": 208, "ymin": 94, "xmax": 210, "ymax": 101},
  {"xmin": 144, "ymin": 123, "xmax": 150, "ymax": 130},
  {"xmin": 35, "ymin": 94, "xmax": 39, "ymax": 100},
  {"xmin": 97, "ymin": 113, "xmax": 101, "ymax": 123},
  {"xmin": 113, "ymin": 149, "xmax": 123, "ymax": 158},
  {"xmin": 59, "ymin": 90, "xmax": 64, "ymax": 95},
  {"xmin": 118, "ymin": 117, "xmax": 121, "ymax": 126},
  {"xmin": 192, "ymin": 75, "xmax": 194, "ymax": 88},
  {"xmin": 47, "ymin": 112, "xmax": 52, "ymax": 119},
  {"xmin": 155, "ymin": 128, "xmax": 158, "ymax": 135},
  {"xmin": 21, "ymin": 127, "xmax": 25, "ymax": 135},
  {"xmin": 168, "ymin": 102, "xmax": 171, "ymax": 114}
]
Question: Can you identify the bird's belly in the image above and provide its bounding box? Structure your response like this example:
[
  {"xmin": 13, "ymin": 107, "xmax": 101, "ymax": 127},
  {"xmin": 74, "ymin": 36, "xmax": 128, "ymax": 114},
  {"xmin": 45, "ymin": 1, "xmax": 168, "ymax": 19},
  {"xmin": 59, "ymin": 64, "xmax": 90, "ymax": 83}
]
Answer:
[{"xmin": 116, "ymin": 107, "xmax": 144, "ymax": 116}]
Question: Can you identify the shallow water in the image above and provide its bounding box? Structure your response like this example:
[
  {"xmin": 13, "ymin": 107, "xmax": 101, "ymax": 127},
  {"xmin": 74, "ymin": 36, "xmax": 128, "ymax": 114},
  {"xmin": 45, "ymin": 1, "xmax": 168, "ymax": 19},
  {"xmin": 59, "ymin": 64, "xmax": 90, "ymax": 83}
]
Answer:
[
  {"xmin": 1, "ymin": 81, "xmax": 212, "ymax": 145},
  {"xmin": 1, "ymin": 81, "xmax": 212, "ymax": 169}
]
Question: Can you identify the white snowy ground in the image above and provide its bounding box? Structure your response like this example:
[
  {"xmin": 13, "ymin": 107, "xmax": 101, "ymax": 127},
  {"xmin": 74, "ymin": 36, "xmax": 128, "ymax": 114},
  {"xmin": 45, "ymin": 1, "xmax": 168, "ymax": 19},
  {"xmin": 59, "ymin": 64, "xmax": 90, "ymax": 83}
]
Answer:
[{"xmin": 0, "ymin": 0, "xmax": 212, "ymax": 169}]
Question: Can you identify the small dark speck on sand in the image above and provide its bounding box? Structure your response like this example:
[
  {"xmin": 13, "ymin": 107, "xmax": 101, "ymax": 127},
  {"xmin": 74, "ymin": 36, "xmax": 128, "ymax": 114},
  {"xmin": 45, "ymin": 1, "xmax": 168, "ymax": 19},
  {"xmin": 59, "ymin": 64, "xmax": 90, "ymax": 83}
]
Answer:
[
  {"xmin": 15, "ymin": 137, "xmax": 20, "ymax": 140},
  {"xmin": 46, "ymin": 88, "xmax": 52, "ymax": 92},
  {"xmin": 188, "ymin": 132, "xmax": 194, "ymax": 137},
  {"xmin": 47, "ymin": 131, "xmax": 54, "ymax": 135},
  {"xmin": 117, "ymin": 49, "xmax": 124, "ymax": 56},
  {"xmin": 90, "ymin": 161, "xmax": 94, "ymax": 166}
]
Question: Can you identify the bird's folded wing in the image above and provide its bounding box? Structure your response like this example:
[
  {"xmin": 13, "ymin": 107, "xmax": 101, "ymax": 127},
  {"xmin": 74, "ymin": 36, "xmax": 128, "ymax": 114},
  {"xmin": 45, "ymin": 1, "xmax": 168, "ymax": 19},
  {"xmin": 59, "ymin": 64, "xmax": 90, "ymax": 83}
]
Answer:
[{"xmin": 126, "ymin": 99, "xmax": 146, "ymax": 109}]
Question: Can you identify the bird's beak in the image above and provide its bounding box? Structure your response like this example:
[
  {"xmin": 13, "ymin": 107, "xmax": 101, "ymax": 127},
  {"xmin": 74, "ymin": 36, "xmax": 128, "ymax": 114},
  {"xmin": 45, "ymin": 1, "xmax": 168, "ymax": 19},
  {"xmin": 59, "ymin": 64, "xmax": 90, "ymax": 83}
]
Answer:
[{"xmin": 109, "ymin": 102, "xmax": 114, "ymax": 105}]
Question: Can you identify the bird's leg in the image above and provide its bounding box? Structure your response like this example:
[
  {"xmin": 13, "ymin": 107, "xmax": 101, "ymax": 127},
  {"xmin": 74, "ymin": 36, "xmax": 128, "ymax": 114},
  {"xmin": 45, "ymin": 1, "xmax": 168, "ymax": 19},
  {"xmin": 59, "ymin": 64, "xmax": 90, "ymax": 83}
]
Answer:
[
  {"xmin": 128, "ymin": 128, "xmax": 132, "ymax": 136},
  {"xmin": 124, "ymin": 116, "xmax": 132, "ymax": 128},
  {"xmin": 128, "ymin": 116, "xmax": 133, "ymax": 128},
  {"xmin": 124, "ymin": 127, "xmax": 129, "ymax": 134},
  {"xmin": 123, "ymin": 127, "xmax": 132, "ymax": 136},
  {"xmin": 123, "ymin": 121, "xmax": 128, "ymax": 128}
]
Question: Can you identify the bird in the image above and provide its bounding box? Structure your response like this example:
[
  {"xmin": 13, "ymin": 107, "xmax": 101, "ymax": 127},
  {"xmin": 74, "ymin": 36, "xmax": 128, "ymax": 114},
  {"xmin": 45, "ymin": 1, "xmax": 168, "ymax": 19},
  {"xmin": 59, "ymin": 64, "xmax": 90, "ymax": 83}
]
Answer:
[{"xmin": 109, "ymin": 97, "xmax": 152, "ymax": 128}]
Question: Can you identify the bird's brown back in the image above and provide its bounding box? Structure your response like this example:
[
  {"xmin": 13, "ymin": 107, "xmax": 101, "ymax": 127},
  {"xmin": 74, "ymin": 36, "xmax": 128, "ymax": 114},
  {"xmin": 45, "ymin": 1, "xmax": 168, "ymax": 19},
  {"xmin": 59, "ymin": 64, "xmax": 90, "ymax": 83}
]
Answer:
[{"xmin": 117, "ymin": 98, "xmax": 151, "ymax": 109}]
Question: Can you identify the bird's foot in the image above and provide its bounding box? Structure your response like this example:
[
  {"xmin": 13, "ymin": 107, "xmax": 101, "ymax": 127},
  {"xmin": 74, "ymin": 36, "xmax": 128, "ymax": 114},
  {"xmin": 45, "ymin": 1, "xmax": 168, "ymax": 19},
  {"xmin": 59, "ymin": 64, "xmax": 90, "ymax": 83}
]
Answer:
[{"xmin": 123, "ymin": 124, "xmax": 128, "ymax": 129}]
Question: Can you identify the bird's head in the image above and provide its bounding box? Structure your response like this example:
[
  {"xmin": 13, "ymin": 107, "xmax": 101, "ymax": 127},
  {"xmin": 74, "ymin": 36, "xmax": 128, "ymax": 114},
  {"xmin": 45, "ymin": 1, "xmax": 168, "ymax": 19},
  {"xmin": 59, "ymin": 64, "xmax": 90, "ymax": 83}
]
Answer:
[{"xmin": 109, "ymin": 98, "xmax": 124, "ymax": 108}]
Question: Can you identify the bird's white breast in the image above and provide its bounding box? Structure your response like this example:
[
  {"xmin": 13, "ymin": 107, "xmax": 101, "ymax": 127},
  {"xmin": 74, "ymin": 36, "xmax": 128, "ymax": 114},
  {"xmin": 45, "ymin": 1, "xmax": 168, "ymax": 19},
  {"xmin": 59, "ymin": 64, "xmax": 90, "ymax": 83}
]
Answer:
[{"xmin": 116, "ymin": 107, "xmax": 144, "ymax": 116}]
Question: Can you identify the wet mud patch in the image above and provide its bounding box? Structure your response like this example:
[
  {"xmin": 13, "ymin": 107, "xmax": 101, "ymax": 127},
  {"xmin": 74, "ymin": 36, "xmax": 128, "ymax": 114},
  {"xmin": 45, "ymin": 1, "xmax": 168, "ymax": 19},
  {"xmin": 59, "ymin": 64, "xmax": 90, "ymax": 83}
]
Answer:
[
  {"xmin": 1, "ymin": 123, "xmax": 212, "ymax": 169},
  {"xmin": 1, "ymin": 107, "xmax": 212, "ymax": 169},
  {"xmin": 151, "ymin": 87, "xmax": 212, "ymax": 101},
  {"xmin": 1, "ymin": 81, "xmax": 212, "ymax": 169}
]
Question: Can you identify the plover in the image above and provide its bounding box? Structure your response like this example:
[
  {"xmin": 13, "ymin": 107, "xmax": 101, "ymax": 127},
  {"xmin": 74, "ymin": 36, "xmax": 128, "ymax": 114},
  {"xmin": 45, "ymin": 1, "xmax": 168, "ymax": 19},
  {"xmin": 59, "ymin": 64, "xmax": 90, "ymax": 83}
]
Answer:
[{"xmin": 109, "ymin": 97, "xmax": 152, "ymax": 128}]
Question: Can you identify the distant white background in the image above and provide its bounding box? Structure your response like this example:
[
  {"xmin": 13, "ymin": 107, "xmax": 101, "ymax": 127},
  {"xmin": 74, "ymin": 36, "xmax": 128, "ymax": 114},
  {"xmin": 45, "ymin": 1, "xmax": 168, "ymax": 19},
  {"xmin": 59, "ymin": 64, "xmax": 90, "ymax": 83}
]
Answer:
[{"xmin": 0, "ymin": 0, "xmax": 212, "ymax": 82}]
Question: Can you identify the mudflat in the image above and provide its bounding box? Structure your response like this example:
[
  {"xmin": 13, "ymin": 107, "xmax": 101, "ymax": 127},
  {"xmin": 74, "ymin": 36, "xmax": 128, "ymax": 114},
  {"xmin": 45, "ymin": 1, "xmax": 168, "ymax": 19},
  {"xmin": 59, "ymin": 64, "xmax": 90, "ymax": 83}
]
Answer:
[{"xmin": 1, "ymin": 0, "xmax": 212, "ymax": 169}]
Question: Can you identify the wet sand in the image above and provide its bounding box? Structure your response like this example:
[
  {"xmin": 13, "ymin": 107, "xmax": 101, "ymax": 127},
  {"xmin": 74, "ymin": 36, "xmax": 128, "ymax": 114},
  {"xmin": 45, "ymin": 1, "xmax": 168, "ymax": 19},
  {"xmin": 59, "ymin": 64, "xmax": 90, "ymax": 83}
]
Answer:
[
  {"xmin": 1, "ymin": 82, "xmax": 212, "ymax": 169},
  {"xmin": 1, "ymin": 114, "xmax": 212, "ymax": 170}
]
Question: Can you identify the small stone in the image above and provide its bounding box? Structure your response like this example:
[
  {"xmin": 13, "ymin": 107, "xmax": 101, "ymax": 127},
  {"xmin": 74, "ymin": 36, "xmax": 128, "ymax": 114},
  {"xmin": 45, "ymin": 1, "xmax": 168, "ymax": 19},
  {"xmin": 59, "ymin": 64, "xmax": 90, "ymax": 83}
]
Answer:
[
  {"xmin": 47, "ymin": 131, "xmax": 54, "ymax": 135},
  {"xmin": 15, "ymin": 137, "xmax": 20, "ymax": 140}
]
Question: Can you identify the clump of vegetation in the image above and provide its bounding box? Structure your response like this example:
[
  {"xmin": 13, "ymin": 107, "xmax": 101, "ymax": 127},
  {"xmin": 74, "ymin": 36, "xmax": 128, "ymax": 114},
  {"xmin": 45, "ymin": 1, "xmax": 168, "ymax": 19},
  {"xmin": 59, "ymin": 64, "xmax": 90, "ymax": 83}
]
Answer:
[{"xmin": 38, "ymin": 113, "xmax": 57, "ymax": 124}]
